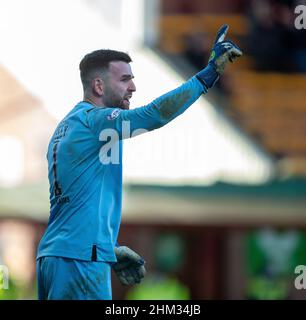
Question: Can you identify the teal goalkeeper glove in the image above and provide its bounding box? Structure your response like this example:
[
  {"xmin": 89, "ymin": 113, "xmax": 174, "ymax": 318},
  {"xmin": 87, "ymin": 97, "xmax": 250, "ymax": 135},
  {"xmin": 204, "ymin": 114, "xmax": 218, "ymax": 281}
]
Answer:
[
  {"xmin": 196, "ymin": 24, "xmax": 243, "ymax": 88},
  {"xmin": 112, "ymin": 246, "xmax": 146, "ymax": 286}
]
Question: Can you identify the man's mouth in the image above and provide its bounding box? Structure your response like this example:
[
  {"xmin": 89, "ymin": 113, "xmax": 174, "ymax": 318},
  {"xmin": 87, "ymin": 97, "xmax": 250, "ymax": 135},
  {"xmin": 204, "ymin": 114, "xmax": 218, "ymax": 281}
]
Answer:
[
  {"xmin": 121, "ymin": 96, "xmax": 132, "ymax": 109},
  {"xmin": 124, "ymin": 96, "xmax": 132, "ymax": 104}
]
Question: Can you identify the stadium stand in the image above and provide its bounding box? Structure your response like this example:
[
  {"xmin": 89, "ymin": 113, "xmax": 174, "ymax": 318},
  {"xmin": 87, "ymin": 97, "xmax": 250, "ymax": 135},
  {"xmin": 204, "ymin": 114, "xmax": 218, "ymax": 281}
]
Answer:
[{"xmin": 157, "ymin": 1, "xmax": 306, "ymax": 176}]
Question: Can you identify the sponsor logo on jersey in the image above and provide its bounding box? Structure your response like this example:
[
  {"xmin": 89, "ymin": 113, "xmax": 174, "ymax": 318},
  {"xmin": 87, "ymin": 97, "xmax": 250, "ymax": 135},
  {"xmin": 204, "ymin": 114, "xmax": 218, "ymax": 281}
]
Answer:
[{"xmin": 107, "ymin": 109, "xmax": 121, "ymax": 120}]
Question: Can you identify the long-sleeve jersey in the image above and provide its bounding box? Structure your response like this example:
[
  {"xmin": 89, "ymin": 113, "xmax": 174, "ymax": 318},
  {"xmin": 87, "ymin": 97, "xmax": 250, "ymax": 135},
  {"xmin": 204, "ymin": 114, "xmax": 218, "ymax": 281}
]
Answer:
[{"xmin": 36, "ymin": 76, "xmax": 207, "ymax": 262}]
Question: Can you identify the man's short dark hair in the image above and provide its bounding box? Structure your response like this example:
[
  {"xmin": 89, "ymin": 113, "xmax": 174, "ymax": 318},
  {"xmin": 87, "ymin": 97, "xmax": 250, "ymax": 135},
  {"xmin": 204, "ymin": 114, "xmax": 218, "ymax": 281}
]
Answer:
[{"xmin": 79, "ymin": 49, "xmax": 132, "ymax": 89}]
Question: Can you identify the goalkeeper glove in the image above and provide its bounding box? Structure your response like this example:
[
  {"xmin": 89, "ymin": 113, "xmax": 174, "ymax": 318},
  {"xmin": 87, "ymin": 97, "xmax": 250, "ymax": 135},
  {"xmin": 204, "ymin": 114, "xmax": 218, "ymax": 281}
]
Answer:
[
  {"xmin": 196, "ymin": 24, "xmax": 243, "ymax": 89},
  {"xmin": 112, "ymin": 246, "xmax": 146, "ymax": 286}
]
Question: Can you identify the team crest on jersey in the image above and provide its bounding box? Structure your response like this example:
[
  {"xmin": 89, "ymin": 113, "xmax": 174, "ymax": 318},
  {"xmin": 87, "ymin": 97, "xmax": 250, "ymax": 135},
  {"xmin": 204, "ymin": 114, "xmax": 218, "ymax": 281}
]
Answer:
[{"xmin": 107, "ymin": 109, "xmax": 121, "ymax": 120}]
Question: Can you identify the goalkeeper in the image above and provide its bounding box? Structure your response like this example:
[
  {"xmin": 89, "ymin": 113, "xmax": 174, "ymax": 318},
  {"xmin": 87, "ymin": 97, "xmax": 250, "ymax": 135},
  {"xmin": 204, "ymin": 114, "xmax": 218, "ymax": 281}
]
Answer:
[{"xmin": 36, "ymin": 25, "xmax": 242, "ymax": 300}]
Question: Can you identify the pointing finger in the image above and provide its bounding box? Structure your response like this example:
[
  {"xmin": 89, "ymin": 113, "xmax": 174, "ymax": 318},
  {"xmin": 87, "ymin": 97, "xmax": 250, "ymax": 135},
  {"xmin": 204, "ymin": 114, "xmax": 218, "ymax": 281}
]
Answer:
[{"xmin": 215, "ymin": 24, "xmax": 229, "ymax": 44}]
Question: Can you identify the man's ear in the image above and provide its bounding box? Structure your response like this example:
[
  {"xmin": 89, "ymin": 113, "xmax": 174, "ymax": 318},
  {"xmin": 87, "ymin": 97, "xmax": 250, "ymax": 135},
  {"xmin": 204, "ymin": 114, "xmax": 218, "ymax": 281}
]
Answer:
[{"xmin": 92, "ymin": 78, "xmax": 104, "ymax": 96}]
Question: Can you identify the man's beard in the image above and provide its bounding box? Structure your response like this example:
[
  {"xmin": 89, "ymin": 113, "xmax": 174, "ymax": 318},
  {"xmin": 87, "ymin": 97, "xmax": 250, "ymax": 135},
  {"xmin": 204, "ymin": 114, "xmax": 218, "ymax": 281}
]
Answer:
[{"xmin": 103, "ymin": 89, "xmax": 126, "ymax": 109}]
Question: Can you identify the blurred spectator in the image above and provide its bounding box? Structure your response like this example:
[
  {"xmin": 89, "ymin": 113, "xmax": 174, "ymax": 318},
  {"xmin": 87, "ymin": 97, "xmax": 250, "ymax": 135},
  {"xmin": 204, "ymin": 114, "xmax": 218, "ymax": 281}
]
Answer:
[
  {"xmin": 292, "ymin": 30, "xmax": 306, "ymax": 72},
  {"xmin": 182, "ymin": 32, "xmax": 210, "ymax": 70},
  {"xmin": 292, "ymin": 0, "xmax": 306, "ymax": 72},
  {"xmin": 247, "ymin": 0, "xmax": 296, "ymax": 72}
]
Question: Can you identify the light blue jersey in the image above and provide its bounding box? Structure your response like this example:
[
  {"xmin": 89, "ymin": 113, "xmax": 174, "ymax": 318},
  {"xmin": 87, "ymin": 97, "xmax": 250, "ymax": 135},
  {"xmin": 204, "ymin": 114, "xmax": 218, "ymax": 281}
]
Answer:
[{"xmin": 37, "ymin": 76, "xmax": 206, "ymax": 262}]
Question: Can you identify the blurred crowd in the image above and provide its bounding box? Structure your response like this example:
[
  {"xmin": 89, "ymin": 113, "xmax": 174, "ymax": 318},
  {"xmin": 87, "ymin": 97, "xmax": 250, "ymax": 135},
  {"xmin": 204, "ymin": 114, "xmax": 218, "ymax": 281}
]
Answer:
[
  {"xmin": 247, "ymin": 0, "xmax": 306, "ymax": 72},
  {"xmin": 182, "ymin": 0, "xmax": 306, "ymax": 73}
]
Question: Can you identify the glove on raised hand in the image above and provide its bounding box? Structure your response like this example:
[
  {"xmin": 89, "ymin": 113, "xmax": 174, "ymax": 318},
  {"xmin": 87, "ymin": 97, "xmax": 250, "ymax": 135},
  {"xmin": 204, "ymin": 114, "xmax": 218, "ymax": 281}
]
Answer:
[{"xmin": 196, "ymin": 24, "xmax": 243, "ymax": 89}]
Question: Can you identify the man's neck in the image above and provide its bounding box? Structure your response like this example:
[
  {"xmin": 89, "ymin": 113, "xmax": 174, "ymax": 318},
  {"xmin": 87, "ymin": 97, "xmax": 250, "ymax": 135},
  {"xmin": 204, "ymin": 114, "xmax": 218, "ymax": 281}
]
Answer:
[{"xmin": 83, "ymin": 96, "xmax": 104, "ymax": 108}]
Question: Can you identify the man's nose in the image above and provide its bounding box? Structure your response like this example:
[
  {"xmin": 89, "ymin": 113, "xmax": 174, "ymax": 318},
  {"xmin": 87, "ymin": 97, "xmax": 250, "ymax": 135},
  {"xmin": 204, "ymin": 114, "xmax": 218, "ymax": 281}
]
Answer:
[{"xmin": 129, "ymin": 80, "xmax": 136, "ymax": 92}]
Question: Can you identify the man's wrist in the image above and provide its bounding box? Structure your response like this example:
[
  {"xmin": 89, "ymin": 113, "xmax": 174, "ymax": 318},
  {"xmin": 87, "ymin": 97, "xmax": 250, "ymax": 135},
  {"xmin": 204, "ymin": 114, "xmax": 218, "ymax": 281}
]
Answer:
[{"xmin": 196, "ymin": 63, "xmax": 219, "ymax": 89}]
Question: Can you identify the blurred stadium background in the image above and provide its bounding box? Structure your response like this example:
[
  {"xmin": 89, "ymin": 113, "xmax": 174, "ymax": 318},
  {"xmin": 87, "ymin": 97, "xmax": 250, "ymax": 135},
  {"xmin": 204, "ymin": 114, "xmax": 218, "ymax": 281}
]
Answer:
[{"xmin": 0, "ymin": 0, "xmax": 306, "ymax": 299}]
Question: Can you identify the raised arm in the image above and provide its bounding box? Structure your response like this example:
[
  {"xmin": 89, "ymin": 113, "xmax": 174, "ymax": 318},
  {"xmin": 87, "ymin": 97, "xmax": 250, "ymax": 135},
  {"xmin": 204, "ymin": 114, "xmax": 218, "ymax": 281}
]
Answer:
[{"xmin": 87, "ymin": 25, "xmax": 242, "ymax": 139}]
